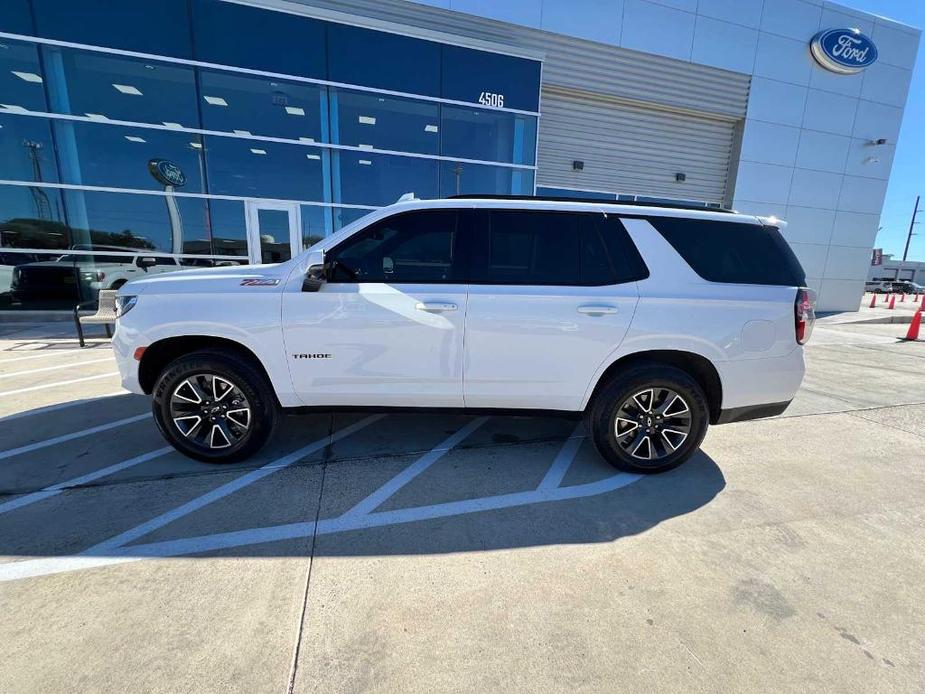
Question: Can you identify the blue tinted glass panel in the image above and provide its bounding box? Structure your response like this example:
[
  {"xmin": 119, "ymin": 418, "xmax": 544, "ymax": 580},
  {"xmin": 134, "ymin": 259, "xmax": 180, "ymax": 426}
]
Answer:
[
  {"xmin": 192, "ymin": 0, "xmax": 325, "ymax": 78},
  {"xmin": 0, "ymin": 114, "xmax": 58, "ymax": 183},
  {"xmin": 337, "ymin": 152, "xmax": 437, "ymax": 207},
  {"xmin": 199, "ymin": 71, "xmax": 323, "ymax": 142},
  {"xmin": 438, "ymin": 161, "xmax": 533, "ymax": 197},
  {"xmin": 333, "ymin": 89, "xmax": 438, "ymax": 156},
  {"xmin": 333, "ymin": 207, "xmax": 373, "ymax": 232},
  {"xmin": 327, "ymin": 23, "xmax": 440, "ymax": 96},
  {"xmin": 54, "ymin": 120, "xmax": 205, "ymax": 193},
  {"xmin": 61, "ymin": 189, "xmax": 211, "ymax": 254},
  {"xmin": 441, "ymin": 106, "xmax": 536, "ymax": 165},
  {"xmin": 207, "ymin": 198, "xmax": 247, "ymax": 257},
  {"xmin": 537, "ymin": 187, "xmax": 617, "ymax": 200},
  {"xmin": 204, "ymin": 137, "xmax": 325, "ymax": 201},
  {"xmin": 41, "ymin": 47, "xmax": 199, "ymax": 128},
  {"xmin": 301, "ymin": 205, "xmax": 331, "ymax": 248},
  {"xmin": 442, "ymin": 46, "xmax": 540, "ymax": 112},
  {"xmin": 32, "ymin": 0, "xmax": 192, "ymax": 58},
  {"xmin": 0, "ymin": 183, "xmax": 66, "ymax": 249},
  {"xmin": 0, "ymin": 41, "xmax": 48, "ymax": 112},
  {"xmin": 0, "ymin": 0, "xmax": 34, "ymax": 34}
]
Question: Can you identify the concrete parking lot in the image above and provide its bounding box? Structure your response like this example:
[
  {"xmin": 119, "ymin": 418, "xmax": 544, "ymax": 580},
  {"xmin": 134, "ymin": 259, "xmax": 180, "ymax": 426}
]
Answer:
[{"xmin": 0, "ymin": 317, "xmax": 923, "ymax": 693}]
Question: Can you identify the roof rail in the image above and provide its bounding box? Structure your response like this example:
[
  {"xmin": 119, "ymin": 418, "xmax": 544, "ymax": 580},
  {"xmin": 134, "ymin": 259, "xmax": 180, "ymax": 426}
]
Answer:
[{"xmin": 447, "ymin": 194, "xmax": 735, "ymax": 213}]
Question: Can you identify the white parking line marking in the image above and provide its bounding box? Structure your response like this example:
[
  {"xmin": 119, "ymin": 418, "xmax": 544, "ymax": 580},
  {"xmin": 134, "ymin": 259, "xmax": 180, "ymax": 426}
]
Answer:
[
  {"xmin": 0, "ymin": 391, "xmax": 128, "ymax": 423},
  {"xmin": 0, "ymin": 356, "xmax": 114, "ymax": 380},
  {"xmin": 0, "ymin": 413, "xmax": 151, "ymax": 461},
  {"xmin": 343, "ymin": 416, "xmax": 487, "ymax": 517},
  {"xmin": 538, "ymin": 423, "xmax": 585, "ymax": 491},
  {"xmin": 0, "ymin": 372, "xmax": 119, "ymax": 397},
  {"xmin": 0, "ymin": 420, "xmax": 645, "ymax": 583},
  {"xmin": 0, "ymin": 348, "xmax": 107, "ymax": 364},
  {"xmin": 85, "ymin": 414, "xmax": 384, "ymax": 554},
  {"xmin": 29, "ymin": 468, "xmax": 643, "ymax": 566},
  {"xmin": 0, "ymin": 448, "xmax": 172, "ymax": 516}
]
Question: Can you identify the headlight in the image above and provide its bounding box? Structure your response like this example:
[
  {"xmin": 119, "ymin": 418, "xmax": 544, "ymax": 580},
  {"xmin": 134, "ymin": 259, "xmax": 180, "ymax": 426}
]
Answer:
[{"xmin": 115, "ymin": 295, "xmax": 138, "ymax": 317}]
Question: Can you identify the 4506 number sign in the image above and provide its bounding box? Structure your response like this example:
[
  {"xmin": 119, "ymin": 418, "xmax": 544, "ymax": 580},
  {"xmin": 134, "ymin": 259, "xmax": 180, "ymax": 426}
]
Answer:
[{"xmin": 478, "ymin": 91, "xmax": 505, "ymax": 107}]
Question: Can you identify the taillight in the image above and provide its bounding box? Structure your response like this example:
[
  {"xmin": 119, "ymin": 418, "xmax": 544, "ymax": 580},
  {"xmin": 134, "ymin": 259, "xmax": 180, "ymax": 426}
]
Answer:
[{"xmin": 795, "ymin": 288, "xmax": 816, "ymax": 344}]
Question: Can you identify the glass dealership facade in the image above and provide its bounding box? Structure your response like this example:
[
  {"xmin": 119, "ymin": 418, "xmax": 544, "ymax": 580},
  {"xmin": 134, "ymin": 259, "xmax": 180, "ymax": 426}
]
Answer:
[{"xmin": 0, "ymin": 0, "xmax": 540, "ymax": 308}]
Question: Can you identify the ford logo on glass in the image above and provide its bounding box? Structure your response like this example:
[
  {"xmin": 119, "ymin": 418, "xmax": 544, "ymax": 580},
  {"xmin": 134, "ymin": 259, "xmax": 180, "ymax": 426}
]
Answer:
[
  {"xmin": 148, "ymin": 158, "xmax": 187, "ymax": 188},
  {"xmin": 810, "ymin": 28, "xmax": 878, "ymax": 74}
]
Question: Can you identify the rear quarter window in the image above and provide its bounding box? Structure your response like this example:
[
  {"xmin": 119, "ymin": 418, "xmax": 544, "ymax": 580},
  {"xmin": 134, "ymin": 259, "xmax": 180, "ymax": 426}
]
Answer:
[{"xmin": 650, "ymin": 217, "xmax": 806, "ymax": 286}]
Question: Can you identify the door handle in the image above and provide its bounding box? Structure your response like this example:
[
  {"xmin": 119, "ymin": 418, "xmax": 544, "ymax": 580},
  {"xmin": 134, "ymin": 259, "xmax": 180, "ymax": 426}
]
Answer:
[
  {"xmin": 415, "ymin": 302, "xmax": 458, "ymax": 313},
  {"xmin": 577, "ymin": 305, "xmax": 619, "ymax": 315}
]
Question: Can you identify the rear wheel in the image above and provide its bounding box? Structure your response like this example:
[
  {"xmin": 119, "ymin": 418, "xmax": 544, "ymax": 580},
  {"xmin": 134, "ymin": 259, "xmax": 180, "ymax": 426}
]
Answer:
[
  {"xmin": 589, "ymin": 363, "xmax": 709, "ymax": 474},
  {"xmin": 152, "ymin": 350, "xmax": 278, "ymax": 463}
]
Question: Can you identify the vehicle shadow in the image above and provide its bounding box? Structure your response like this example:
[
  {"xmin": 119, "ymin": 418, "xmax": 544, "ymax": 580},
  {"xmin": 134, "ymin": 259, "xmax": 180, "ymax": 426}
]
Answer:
[{"xmin": 0, "ymin": 405, "xmax": 725, "ymax": 577}]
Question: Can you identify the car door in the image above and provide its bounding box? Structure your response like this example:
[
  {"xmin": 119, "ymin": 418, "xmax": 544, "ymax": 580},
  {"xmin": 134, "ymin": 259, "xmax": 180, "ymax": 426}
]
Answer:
[
  {"xmin": 464, "ymin": 209, "xmax": 642, "ymax": 410},
  {"xmin": 282, "ymin": 207, "xmax": 471, "ymax": 407}
]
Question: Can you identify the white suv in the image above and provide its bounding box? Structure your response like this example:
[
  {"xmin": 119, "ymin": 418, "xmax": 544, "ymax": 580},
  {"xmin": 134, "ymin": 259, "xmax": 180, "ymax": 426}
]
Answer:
[{"xmin": 113, "ymin": 197, "xmax": 814, "ymax": 474}]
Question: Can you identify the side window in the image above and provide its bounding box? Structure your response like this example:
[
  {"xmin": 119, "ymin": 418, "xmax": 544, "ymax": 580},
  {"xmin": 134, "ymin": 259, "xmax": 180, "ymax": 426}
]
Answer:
[
  {"xmin": 328, "ymin": 209, "xmax": 463, "ymax": 283},
  {"xmin": 472, "ymin": 210, "xmax": 643, "ymax": 286},
  {"xmin": 599, "ymin": 215, "xmax": 650, "ymax": 282},
  {"xmin": 578, "ymin": 215, "xmax": 615, "ymax": 285},
  {"xmin": 477, "ymin": 210, "xmax": 579, "ymax": 285},
  {"xmin": 650, "ymin": 217, "xmax": 806, "ymax": 286}
]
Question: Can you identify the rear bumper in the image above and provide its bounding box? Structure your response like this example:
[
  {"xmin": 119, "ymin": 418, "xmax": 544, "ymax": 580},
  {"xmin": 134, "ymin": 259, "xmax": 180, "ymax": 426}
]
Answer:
[
  {"xmin": 716, "ymin": 347, "xmax": 805, "ymax": 411},
  {"xmin": 715, "ymin": 400, "xmax": 791, "ymax": 424}
]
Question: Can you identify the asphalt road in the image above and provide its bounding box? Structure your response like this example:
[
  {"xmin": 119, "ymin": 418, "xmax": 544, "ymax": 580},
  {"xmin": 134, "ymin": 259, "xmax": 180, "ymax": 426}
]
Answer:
[{"xmin": 0, "ymin": 316, "xmax": 923, "ymax": 693}]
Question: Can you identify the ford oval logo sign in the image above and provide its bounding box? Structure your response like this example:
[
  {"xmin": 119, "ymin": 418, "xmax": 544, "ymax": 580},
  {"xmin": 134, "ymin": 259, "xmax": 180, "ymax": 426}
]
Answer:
[
  {"xmin": 148, "ymin": 158, "xmax": 187, "ymax": 188},
  {"xmin": 810, "ymin": 28, "xmax": 878, "ymax": 74}
]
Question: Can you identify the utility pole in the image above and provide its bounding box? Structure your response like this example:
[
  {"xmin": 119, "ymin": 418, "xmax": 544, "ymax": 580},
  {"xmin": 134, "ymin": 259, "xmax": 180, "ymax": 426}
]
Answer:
[
  {"xmin": 903, "ymin": 195, "xmax": 919, "ymax": 262},
  {"xmin": 898, "ymin": 195, "xmax": 920, "ymax": 282}
]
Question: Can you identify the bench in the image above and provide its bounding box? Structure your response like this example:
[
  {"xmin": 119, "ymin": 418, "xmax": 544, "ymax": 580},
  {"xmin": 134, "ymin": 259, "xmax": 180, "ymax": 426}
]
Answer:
[{"xmin": 74, "ymin": 289, "xmax": 118, "ymax": 347}]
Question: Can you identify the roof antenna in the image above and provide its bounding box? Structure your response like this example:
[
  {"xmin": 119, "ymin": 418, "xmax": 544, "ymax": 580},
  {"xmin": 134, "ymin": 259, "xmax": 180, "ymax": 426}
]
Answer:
[{"xmin": 397, "ymin": 192, "xmax": 417, "ymax": 202}]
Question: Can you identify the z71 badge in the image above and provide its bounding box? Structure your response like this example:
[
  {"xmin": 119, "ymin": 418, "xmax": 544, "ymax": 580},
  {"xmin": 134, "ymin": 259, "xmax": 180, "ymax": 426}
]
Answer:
[{"xmin": 240, "ymin": 278, "xmax": 280, "ymax": 286}]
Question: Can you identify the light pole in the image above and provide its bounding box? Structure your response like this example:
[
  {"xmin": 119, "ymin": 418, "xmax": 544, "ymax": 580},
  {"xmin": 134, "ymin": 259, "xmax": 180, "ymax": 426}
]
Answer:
[{"xmin": 898, "ymin": 195, "xmax": 920, "ymax": 281}]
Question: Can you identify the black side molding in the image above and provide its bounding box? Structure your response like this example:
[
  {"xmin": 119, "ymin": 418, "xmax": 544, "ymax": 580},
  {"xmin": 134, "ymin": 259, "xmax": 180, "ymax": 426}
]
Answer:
[{"xmin": 715, "ymin": 400, "xmax": 792, "ymax": 425}]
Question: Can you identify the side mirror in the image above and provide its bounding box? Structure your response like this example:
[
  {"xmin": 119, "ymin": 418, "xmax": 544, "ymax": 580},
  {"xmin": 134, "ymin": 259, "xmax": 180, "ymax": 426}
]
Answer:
[
  {"xmin": 303, "ymin": 262, "xmax": 326, "ymax": 292},
  {"xmin": 137, "ymin": 256, "xmax": 157, "ymax": 271}
]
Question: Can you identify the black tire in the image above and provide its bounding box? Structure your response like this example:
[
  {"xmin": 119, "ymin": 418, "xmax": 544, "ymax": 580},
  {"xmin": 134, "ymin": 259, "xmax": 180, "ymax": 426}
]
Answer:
[
  {"xmin": 152, "ymin": 349, "xmax": 278, "ymax": 463},
  {"xmin": 588, "ymin": 363, "xmax": 709, "ymax": 474}
]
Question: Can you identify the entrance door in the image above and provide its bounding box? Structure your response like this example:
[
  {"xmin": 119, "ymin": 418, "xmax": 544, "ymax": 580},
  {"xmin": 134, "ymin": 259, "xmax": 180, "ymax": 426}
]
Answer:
[{"xmin": 245, "ymin": 201, "xmax": 301, "ymax": 265}]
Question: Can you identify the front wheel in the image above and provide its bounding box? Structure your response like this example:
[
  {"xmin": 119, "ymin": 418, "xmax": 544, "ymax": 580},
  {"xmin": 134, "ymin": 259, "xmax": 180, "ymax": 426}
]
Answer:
[
  {"xmin": 588, "ymin": 364, "xmax": 709, "ymax": 474},
  {"xmin": 152, "ymin": 350, "xmax": 278, "ymax": 463}
]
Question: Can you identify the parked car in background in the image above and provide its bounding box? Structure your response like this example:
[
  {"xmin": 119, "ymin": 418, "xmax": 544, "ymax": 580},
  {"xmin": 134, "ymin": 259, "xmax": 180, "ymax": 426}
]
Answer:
[
  {"xmin": 865, "ymin": 281, "xmax": 893, "ymax": 294},
  {"xmin": 11, "ymin": 251, "xmax": 182, "ymax": 304},
  {"xmin": 892, "ymin": 280, "xmax": 924, "ymax": 295}
]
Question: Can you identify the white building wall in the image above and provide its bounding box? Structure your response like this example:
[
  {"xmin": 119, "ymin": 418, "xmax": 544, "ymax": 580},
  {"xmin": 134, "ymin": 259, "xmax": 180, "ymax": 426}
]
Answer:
[{"xmin": 408, "ymin": 0, "xmax": 920, "ymax": 313}]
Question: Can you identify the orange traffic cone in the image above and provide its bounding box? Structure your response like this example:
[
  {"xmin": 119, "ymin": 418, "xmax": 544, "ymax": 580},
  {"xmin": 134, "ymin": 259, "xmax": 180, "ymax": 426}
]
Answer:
[
  {"xmin": 903, "ymin": 308, "xmax": 922, "ymax": 341},
  {"xmin": 888, "ymin": 294, "xmax": 896, "ymax": 309},
  {"xmin": 869, "ymin": 293, "xmax": 877, "ymax": 308}
]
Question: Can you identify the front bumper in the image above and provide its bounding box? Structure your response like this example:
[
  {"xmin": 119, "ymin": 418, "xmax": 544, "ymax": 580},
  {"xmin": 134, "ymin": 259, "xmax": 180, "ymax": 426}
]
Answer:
[{"xmin": 111, "ymin": 322, "xmax": 145, "ymax": 395}]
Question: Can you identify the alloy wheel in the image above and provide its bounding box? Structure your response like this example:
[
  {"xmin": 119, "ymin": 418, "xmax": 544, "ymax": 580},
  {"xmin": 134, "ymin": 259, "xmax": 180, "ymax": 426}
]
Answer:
[
  {"xmin": 169, "ymin": 373, "xmax": 251, "ymax": 450},
  {"xmin": 614, "ymin": 387, "xmax": 692, "ymax": 462}
]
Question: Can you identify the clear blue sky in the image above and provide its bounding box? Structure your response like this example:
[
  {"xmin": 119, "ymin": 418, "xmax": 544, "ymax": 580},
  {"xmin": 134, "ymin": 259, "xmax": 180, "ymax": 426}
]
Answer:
[{"xmin": 845, "ymin": 0, "xmax": 924, "ymax": 260}]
